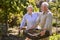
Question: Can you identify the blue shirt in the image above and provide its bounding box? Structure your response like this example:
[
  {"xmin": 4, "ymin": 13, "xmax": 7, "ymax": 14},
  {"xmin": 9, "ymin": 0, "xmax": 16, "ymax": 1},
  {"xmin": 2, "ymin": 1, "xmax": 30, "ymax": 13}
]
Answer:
[{"xmin": 20, "ymin": 12, "xmax": 38, "ymax": 30}]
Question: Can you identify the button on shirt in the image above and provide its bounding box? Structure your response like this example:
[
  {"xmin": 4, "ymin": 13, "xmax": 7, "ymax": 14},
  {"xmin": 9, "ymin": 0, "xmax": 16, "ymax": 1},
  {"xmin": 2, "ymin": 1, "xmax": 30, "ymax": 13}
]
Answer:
[{"xmin": 20, "ymin": 12, "xmax": 38, "ymax": 30}]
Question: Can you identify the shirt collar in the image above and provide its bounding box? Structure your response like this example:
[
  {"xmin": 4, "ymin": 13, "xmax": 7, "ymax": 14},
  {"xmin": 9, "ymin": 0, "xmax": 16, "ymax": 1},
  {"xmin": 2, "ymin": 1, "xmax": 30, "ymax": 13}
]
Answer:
[
  {"xmin": 27, "ymin": 12, "xmax": 33, "ymax": 16},
  {"xmin": 42, "ymin": 10, "xmax": 50, "ymax": 15}
]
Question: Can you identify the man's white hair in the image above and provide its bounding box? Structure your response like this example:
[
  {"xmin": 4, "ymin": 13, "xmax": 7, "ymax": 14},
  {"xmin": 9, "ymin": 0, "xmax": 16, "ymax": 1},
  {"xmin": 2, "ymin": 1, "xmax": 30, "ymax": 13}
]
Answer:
[
  {"xmin": 27, "ymin": 5, "xmax": 33, "ymax": 10},
  {"xmin": 41, "ymin": 2, "xmax": 49, "ymax": 7}
]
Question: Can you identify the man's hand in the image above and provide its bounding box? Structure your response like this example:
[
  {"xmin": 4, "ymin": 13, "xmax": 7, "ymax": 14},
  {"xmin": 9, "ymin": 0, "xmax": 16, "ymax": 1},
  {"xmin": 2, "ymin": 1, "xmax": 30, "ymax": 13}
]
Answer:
[
  {"xmin": 30, "ymin": 25, "xmax": 36, "ymax": 29},
  {"xmin": 29, "ymin": 26, "xmax": 34, "ymax": 30},
  {"xmin": 18, "ymin": 28, "xmax": 23, "ymax": 34},
  {"xmin": 40, "ymin": 29, "xmax": 46, "ymax": 36},
  {"xmin": 31, "ymin": 26, "xmax": 35, "ymax": 29},
  {"xmin": 19, "ymin": 28, "xmax": 24, "ymax": 34}
]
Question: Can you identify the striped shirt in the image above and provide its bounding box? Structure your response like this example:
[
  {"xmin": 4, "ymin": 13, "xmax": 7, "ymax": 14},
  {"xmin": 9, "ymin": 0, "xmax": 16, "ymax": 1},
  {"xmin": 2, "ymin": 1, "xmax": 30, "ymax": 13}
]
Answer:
[{"xmin": 36, "ymin": 11, "xmax": 53, "ymax": 31}]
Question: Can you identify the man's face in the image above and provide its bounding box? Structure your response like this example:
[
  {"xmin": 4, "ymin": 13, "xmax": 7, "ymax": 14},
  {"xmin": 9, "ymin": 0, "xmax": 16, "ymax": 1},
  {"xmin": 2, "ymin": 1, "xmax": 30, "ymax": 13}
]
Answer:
[
  {"xmin": 28, "ymin": 7, "xmax": 33, "ymax": 14},
  {"xmin": 41, "ymin": 5, "xmax": 47, "ymax": 12}
]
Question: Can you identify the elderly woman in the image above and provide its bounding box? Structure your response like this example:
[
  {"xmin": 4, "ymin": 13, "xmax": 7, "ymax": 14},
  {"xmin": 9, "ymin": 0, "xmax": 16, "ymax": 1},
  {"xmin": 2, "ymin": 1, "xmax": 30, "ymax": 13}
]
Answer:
[
  {"xmin": 36, "ymin": 2, "xmax": 53, "ymax": 40},
  {"xmin": 20, "ymin": 5, "xmax": 38, "ymax": 40}
]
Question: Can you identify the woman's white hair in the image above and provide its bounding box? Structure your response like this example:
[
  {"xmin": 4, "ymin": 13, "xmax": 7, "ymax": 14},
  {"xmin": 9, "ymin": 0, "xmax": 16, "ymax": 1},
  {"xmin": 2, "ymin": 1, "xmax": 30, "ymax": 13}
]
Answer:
[
  {"xmin": 41, "ymin": 2, "xmax": 49, "ymax": 7},
  {"xmin": 27, "ymin": 5, "xmax": 33, "ymax": 10}
]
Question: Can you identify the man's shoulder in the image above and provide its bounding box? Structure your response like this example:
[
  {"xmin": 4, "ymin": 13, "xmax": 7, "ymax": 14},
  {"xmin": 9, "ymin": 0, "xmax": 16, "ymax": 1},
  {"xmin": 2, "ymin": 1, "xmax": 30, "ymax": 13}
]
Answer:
[
  {"xmin": 32, "ymin": 12, "xmax": 39, "ymax": 16},
  {"xmin": 48, "ymin": 11, "xmax": 53, "ymax": 16},
  {"xmin": 33, "ymin": 12, "xmax": 42, "ymax": 15},
  {"xmin": 47, "ymin": 11, "xmax": 53, "ymax": 17},
  {"xmin": 32, "ymin": 12, "xmax": 39, "ymax": 14}
]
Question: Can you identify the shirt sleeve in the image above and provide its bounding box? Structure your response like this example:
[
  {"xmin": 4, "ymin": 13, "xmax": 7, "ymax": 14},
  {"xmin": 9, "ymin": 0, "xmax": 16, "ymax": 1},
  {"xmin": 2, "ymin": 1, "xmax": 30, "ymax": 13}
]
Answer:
[
  {"xmin": 35, "ymin": 13, "xmax": 41, "ymax": 26},
  {"xmin": 44, "ymin": 13, "xmax": 52, "ymax": 29},
  {"xmin": 20, "ymin": 15, "xmax": 26, "ymax": 29}
]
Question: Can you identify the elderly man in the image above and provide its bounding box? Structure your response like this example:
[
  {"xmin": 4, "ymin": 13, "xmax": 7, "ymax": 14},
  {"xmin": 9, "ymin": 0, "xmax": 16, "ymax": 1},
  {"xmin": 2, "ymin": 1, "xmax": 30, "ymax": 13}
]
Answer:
[
  {"xmin": 36, "ymin": 2, "xmax": 53, "ymax": 40},
  {"xmin": 20, "ymin": 5, "xmax": 38, "ymax": 40}
]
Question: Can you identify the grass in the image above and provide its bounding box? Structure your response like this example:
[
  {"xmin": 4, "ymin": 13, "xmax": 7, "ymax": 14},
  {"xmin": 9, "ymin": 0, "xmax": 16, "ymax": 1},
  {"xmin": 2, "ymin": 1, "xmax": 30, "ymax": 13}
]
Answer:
[{"xmin": 49, "ymin": 34, "xmax": 60, "ymax": 40}]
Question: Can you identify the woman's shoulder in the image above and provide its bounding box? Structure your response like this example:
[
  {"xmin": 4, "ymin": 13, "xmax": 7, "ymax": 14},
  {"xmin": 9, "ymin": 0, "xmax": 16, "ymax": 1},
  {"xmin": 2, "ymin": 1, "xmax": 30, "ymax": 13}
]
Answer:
[{"xmin": 23, "ymin": 14, "xmax": 28, "ymax": 18}]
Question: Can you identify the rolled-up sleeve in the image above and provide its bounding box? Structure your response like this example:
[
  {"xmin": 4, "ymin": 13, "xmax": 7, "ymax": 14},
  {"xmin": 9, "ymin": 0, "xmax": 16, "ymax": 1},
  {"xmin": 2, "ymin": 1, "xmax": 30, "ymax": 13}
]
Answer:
[
  {"xmin": 20, "ymin": 16, "xmax": 26, "ymax": 29},
  {"xmin": 44, "ymin": 13, "xmax": 52, "ymax": 29}
]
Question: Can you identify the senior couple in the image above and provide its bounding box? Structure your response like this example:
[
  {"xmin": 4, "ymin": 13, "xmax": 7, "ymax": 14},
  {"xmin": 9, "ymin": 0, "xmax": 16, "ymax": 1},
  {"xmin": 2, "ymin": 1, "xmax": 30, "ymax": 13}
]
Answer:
[{"xmin": 20, "ymin": 2, "xmax": 52, "ymax": 40}]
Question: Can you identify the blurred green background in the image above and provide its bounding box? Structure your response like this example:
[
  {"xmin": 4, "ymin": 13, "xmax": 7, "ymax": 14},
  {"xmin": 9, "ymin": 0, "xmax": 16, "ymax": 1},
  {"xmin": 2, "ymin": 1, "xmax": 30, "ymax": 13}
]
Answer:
[{"xmin": 0, "ymin": 0, "xmax": 60, "ymax": 40}]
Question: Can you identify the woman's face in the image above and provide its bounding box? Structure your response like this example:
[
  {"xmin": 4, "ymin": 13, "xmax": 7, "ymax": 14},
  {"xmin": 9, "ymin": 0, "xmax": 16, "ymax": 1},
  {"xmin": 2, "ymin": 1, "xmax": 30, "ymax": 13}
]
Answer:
[{"xmin": 27, "ymin": 7, "xmax": 33, "ymax": 14}]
